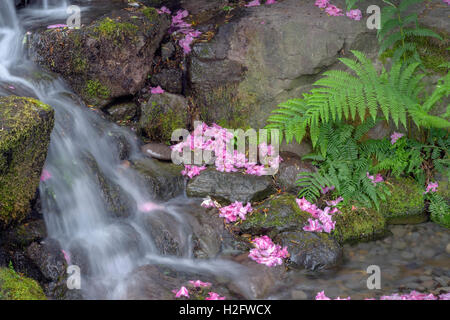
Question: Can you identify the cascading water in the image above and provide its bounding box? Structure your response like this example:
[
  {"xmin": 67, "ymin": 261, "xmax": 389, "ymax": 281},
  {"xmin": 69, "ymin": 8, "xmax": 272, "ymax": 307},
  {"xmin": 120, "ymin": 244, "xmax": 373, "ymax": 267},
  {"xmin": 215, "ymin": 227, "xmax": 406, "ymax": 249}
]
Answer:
[{"xmin": 0, "ymin": 0, "xmax": 248, "ymax": 299}]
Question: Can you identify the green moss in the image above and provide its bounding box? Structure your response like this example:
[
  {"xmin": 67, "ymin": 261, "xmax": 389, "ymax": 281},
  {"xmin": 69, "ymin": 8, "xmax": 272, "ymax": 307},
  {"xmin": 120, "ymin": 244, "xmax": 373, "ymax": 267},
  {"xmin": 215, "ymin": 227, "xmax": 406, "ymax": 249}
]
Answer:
[
  {"xmin": 0, "ymin": 96, "xmax": 54, "ymax": 228},
  {"xmin": 141, "ymin": 101, "xmax": 187, "ymax": 143},
  {"xmin": 380, "ymin": 177, "xmax": 426, "ymax": 224},
  {"xmin": 0, "ymin": 266, "xmax": 46, "ymax": 300},
  {"xmin": 85, "ymin": 79, "xmax": 111, "ymax": 100},
  {"xmin": 240, "ymin": 193, "xmax": 311, "ymax": 235},
  {"xmin": 196, "ymin": 83, "xmax": 253, "ymax": 130},
  {"xmin": 333, "ymin": 206, "xmax": 387, "ymax": 244},
  {"xmin": 142, "ymin": 7, "xmax": 158, "ymax": 22},
  {"xmin": 93, "ymin": 17, "xmax": 139, "ymax": 42},
  {"xmin": 380, "ymin": 32, "xmax": 449, "ymax": 74}
]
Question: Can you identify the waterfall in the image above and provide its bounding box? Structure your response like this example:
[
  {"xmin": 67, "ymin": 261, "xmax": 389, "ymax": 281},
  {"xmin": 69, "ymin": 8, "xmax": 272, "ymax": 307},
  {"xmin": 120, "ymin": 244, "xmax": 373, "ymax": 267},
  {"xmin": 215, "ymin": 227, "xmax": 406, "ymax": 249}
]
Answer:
[{"xmin": 0, "ymin": 0, "xmax": 247, "ymax": 299}]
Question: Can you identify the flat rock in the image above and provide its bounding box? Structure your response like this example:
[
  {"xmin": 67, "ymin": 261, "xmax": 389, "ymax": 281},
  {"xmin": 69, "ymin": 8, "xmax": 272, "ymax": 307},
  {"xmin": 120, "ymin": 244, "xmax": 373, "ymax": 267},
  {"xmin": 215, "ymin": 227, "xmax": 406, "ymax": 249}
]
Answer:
[{"xmin": 186, "ymin": 168, "xmax": 276, "ymax": 203}]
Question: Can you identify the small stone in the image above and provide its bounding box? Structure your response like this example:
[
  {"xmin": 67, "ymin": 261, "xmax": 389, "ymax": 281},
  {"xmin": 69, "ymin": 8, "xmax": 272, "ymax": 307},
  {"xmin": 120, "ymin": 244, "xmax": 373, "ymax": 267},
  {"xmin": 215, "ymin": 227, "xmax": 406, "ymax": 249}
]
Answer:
[
  {"xmin": 141, "ymin": 143, "xmax": 173, "ymax": 161},
  {"xmin": 390, "ymin": 226, "xmax": 406, "ymax": 238},
  {"xmin": 291, "ymin": 290, "xmax": 308, "ymax": 300},
  {"xmin": 446, "ymin": 243, "xmax": 450, "ymax": 255},
  {"xmin": 393, "ymin": 241, "xmax": 407, "ymax": 250}
]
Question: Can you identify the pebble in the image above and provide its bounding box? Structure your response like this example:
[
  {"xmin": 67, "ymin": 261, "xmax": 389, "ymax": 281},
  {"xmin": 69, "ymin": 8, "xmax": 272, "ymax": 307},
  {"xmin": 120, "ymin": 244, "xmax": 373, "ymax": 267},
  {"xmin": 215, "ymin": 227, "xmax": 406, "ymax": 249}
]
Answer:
[
  {"xmin": 291, "ymin": 290, "xmax": 308, "ymax": 300},
  {"xmin": 446, "ymin": 243, "xmax": 450, "ymax": 255},
  {"xmin": 393, "ymin": 241, "xmax": 407, "ymax": 250}
]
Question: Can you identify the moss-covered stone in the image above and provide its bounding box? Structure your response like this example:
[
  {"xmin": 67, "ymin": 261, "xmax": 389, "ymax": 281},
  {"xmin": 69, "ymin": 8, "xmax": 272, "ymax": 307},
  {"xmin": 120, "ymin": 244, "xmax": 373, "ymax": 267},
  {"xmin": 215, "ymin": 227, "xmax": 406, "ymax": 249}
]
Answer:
[
  {"xmin": 30, "ymin": 8, "xmax": 171, "ymax": 108},
  {"xmin": 239, "ymin": 193, "xmax": 311, "ymax": 236},
  {"xmin": 380, "ymin": 178, "xmax": 427, "ymax": 225},
  {"xmin": 0, "ymin": 96, "xmax": 54, "ymax": 229},
  {"xmin": 139, "ymin": 93, "xmax": 189, "ymax": 143},
  {"xmin": 93, "ymin": 17, "xmax": 139, "ymax": 42},
  {"xmin": 0, "ymin": 266, "xmax": 46, "ymax": 300},
  {"xmin": 333, "ymin": 206, "xmax": 387, "ymax": 244}
]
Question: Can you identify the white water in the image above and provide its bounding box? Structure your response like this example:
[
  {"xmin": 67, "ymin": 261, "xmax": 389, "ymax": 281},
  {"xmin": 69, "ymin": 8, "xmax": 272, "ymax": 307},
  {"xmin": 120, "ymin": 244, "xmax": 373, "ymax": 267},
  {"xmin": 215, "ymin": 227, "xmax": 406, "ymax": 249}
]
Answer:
[{"xmin": 0, "ymin": 0, "xmax": 248, "ymax": 299}]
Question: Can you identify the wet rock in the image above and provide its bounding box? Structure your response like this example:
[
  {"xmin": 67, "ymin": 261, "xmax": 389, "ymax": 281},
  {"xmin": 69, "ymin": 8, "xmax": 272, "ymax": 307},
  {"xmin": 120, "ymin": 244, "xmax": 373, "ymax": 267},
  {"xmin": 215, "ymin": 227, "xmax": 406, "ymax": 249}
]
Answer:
[
  {"xmin": 2, "ymin": 220, "xmax": 47, "ymax": 249},
  {"xmin": 446, "ymin": 243, "xmax": 450, "ymax": 255},
  {"xmin": 138, "ymin": 93, "xmax": 189, "ymax": 143},
  {"xmin": 83, "ymin": 154, "xmax": 137, "ymax": 218},
  {"xmin": 179, "ymin": 202, "xmax": 247, "ymax": 258},
  {"xmin": 239, "ymin": 193, "xmax": 310, "ymax": 236},
  {"xmin": 150, "ymin": 68, "xmax": 183, "ymax": 94},
  {"xmin": 275, "ymin": 152, "xmax": 315, "ymax": 194},
  {"xmin": 186, "ymin": 168, "xmax": 276, "ymax": 204},
  {"xmin": 106, "ymin": 102, "xmax": 138, "ymax": 123},
  {"xmin": 124, "ymin": 265, "xmax": 182, "ymax": 300},
  {"xmin": 132, "ymin": 158, "xmax": 185, "ymax": 200},
  {"xmin": 141, "ymin": 210, "xmax": 189, "ymax": 256},
  {"xmin": 277, "ymin": 231, "xmax": 342, "ymax": 271},
  {"xmin": 141, "ymin": 142, "xmax": 173, "ymax": 161},
  {"xmin": 0, "ymin": 96, "xmax": 54, "ymax": 229},
  {"xmin": 228, "ymin": 256, "xmax": 286, "ymax": 299},
  {"xmin": 380, "ymin": 178, "xmax": 427, "ymax": 224},
  {"xmin": 333, "ymin": 206, "xmax": 387, "ymax": 244},
  {"xmin": 26, "ymin": 239, "xmax": 66, "ymax": 282},
  {"xmin": 30, "ymin": 7, "xmax": 170, "ymax": 107}
]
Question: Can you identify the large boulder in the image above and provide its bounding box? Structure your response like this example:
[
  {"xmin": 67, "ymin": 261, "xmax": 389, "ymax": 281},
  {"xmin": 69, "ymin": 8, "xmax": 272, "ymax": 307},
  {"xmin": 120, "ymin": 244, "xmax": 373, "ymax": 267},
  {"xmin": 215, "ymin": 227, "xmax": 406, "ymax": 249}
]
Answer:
[
  {"xmin": 0, "ymin": 96, "xmax": 54, "ymax": 229},
  {"xmin": 380, "ymin": 178, "xmax": 427, "ymax": 225},
  {"xmin": 30, "ymin": 6, "xmax": 170, "ymax": 107},
  {"xmin": 188, "ymin": 0, "xmax": 380, "ymax": 133},
  {"xmin": 186, "ymin": 168, "xmax": 276, "ymax": 203}
]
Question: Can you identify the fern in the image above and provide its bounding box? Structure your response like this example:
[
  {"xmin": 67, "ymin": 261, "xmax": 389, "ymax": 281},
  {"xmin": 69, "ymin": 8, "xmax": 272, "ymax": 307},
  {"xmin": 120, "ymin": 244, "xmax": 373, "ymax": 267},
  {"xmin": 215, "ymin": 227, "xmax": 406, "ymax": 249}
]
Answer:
[
  {"xmin": 266, "ymin": 51, "xmax": 450, "ymax": 154},
  {"xmin": 295, "ymin": 121, "xmax": 390, "ymax": 209},
  {"xmin": 427, "ymin": 193, "xmax": 450, "ymax": 228},
  {"xmin": 378, "ymin": 0, "xmax": 442, "ymax": 64}
]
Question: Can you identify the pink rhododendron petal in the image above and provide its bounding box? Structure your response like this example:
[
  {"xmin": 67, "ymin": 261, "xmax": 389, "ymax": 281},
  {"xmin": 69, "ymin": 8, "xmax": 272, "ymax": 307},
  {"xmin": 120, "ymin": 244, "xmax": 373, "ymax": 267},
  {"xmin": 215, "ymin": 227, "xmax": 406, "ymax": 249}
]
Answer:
[
  {"xmin": 424, "ymin": 181, "xmax": 438, "ymax": 194},
  {"xmin": 40, "ymin": 169, "xmax": 52, "ymax": 182},
  {"xmin": 325, "ymin": 4, "xmax": 344, "ymax": 16},
  {"xmin": 189, "ymin": 280, "xmax": 212, "ymax": 288},
  {"xmin": 150, "ymin": 86, "xmax": 165, "ymax": 94},
  {"xmin": 314, "ymin": 0, "xmax": 330, "ymax": 9},
  {"xmin": 346, "ymin": 9, "xmax": 362, "ymax": 20},
  {"xmin": 47, "ymin": 24, "xmax": 68, "ymax": 29},
  {"xmin": 248, "ymin": 236, "xmax": 288, "ymax": 267},
  {"xmin": 390, "ymin": 131, "xmax": 404, "ymax": 144},
  {"xmin": 61, "ymin": 250, "xmax": 71, "ymax": 264},
  {"xmin": 138, "ymin": 201, "xmax": 162, "ymax": 212},
  {"xmin": 315, "ymin": 291, "xmax": 331, "ymax": 300},
  {"xmin": 245, "ymin": 0, "xmax": 261, "ymax": 7},
  {"xmin": 266, "ymin": 0, "xmax": 277, "ymax": 4},
  {"xmin": 173, "ymin": 286, "xmax": 190, "ymax": 298},
  {"xmin": 206, "ymin": 292, "xmax": 226, "ymax": 300}
]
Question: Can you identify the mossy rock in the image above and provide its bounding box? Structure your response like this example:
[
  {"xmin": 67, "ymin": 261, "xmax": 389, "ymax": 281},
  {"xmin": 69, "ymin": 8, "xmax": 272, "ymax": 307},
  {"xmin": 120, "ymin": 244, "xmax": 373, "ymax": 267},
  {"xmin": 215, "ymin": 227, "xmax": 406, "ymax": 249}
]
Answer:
[
  {"xmin": 138, "ymin": 93, "xmax": 189, "ymax": 143},
  {"xmin": 239, "ymin": 193, "xmax": 311, "ymax": 236},
  {"xmin": 0, "ymin": 96, "xmax": 54, "ymax": 229},
  {"xmin": 0, "ymin": 267, "xmax": 46, "ymax": 300},
  {"xmin": 30, "ymin": 7, "xmax": 171, "ymax": 107},
  {"xmin": 380, "ymin": 178, "xmax": 426, "ymax": 225},
  {"xmin": 333, "ymin": 206, "xmax": 387, "ymax": 244}
]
